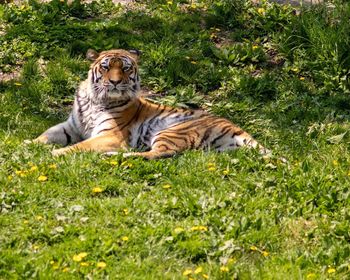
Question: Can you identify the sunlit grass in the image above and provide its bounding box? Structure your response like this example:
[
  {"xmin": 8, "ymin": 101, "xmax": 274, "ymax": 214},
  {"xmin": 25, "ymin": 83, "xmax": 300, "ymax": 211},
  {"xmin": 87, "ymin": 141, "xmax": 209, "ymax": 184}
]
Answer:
[{"xmin": 1, "ymin": 0, "xmax": 350, "ymax": 279}]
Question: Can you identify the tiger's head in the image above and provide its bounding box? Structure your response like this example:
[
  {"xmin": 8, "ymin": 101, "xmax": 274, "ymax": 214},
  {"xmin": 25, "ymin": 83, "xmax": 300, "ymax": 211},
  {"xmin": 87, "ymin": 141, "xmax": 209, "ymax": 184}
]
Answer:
[{"xmin": 86, "ymin": 49, "xmax": 141, "ymax": 102}]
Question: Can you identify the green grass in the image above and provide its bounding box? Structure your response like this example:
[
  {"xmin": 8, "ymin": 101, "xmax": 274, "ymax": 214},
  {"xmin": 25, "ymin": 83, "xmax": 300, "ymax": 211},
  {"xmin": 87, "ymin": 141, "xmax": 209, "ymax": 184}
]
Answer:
[{"xmin": 1, "ymin": 0, "xmax": 350, "ymax": 279}]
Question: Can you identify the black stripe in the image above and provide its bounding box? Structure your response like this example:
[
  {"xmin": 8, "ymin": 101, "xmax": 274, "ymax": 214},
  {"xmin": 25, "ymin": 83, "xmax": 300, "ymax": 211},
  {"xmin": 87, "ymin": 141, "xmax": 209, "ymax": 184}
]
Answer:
[
  {"xmin": 153, "ymin": 137, "xmax": 179, "ymax": 147},
  {"xmin": 96, "ymin": 127, "xmax": 115, "ymax": 134},
  {"xmin": 63, "ymin": 128, "xmax": 72, "ymax": 144},
  {"xmin": 232, "ymin": 130, "xmax": 244, "ymax": 137},
  {"xmin": 210, "ymin": 126, "xmax": 233, "ymax": 146},
  {"xmin": 120, "ymin": 102, "xmax": 143, "ymax": 130}
]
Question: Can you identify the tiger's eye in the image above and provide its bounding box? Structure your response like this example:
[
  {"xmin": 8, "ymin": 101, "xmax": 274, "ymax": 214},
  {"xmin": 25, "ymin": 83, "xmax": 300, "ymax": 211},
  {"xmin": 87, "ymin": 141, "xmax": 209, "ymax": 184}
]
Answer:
[{"xmin": 122, "ymin": 65, "xmax": 131, "ymax": 72}]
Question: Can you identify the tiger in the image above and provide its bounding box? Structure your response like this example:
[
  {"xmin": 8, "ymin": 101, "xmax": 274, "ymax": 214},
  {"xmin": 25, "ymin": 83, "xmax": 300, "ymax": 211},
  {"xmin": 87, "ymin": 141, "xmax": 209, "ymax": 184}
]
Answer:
[{"xmin": 30, "ymin": 48, "xmax": 270, "ymax": 159}]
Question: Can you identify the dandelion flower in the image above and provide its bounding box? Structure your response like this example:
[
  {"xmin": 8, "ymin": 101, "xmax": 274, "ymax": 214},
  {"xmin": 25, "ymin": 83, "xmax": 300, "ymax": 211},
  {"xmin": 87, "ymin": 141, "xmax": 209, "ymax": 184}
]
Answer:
[
  {"xmin": 306, "ymin": 273, "xmax": 316, "ymax": 279},
  {"xmin": 202, "ymin": 274, "xmax": 209, "ymax": 279},
  {"xmin": 332, "ymin": 160, "xmax": 338, "ymax": 166},
  {"xmin": 121, "ymin": 236, "xmax": 129, "ymax": 241},
  {"xmin": 220, "ymin": 266, "xmax": 229, "ymax": 272},
  {"xmin": 174, "ymin": 227, "xmax": 184, "ymax": 234},
  {"xmin": 194, "ymin": 266, "xmax": 203, "ymax": 274},
  {"xmin": 97, "ymin": 261, "xmax": 107, "ymax": 269},
  {"xmin": 30, "ymin": 166, "xmax": 38, "ymax": 172},
  {"xmin": 208, "ymin": 167, "xmax": 216, "ymax": 171},
  {"xmin": 109, "ymin": 160, "xmax": 118, "ymax": 166},
  {"xmin": 48, "ymin": 164, "xmax": 57, "ymax": 169},
  {"xmin": 36, "ymin": 215, "xmax": 43, "ymax": 221},
  {"xmin": 250, "ymin": 245, "xmax": 258, "ymax": 251},
  {"xmin": 72, "ymin": 252, "xmax": 88, "ymax": 262},
  {"xmin": 223, "ymin": 169, "xmax": 229, "ymax": 175},
  {"xmin": 80, "ymin": 262, "xmax": 89, "ymax": 267},
  {"xmin": 7, "ymin": 175, "xmax": 13, "ymax": 181},
  {"xmin": 38, "ymin": 175, "xmax": 48, "ymax": 182},
  {"xmin": 252, "ymin": 45, "xmax": 259, "ymax": 50},
  {"xmin": 190, "ymin": 226, "xmax": 208, "ymax": 232},
  {"xmin": 299, "ymin": 77, "xmax": 305, "ymax": 81},
  {"xmin": 92, "ymin": 187, "xmax": 103, "ymax": 193},
  {"xmin": 262, "ymin": 251, "xmax": 269, "ymax": 257},
  {"xmin": 162, "ymin": 184, "xmax": 171, "ymax": 189},
  {"xmin": 257, "ymin": 8, "xmax": 265, "ymax": 15},
  {"xmin": 123, "ymin": 208, "xmax": 129, "ymax": 215},
  {"xmin": 327, "ymin": 268, "xmax": 336, "ymax": 274},
  {"xmin": 183, "ymin": 269, "xmax": 192, "ymax": 276}
]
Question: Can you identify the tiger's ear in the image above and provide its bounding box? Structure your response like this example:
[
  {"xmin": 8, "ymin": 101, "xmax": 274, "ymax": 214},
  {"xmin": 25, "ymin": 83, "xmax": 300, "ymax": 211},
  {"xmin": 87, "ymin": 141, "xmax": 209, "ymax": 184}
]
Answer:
[
  {"xmin": 128, "ymin": 49, "xmax": 141, "ymax": 61},
  {"xmin": 86, "ymin": 49, "xmax": 100, "ymax": 61}
]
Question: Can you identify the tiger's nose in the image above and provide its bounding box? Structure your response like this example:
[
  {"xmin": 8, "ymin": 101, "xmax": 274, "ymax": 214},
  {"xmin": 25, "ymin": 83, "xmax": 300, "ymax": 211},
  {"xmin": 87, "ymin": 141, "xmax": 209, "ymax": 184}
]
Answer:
[{"xmin": 109, "ymin": 79, "xmax": 122, "ymax": 86}]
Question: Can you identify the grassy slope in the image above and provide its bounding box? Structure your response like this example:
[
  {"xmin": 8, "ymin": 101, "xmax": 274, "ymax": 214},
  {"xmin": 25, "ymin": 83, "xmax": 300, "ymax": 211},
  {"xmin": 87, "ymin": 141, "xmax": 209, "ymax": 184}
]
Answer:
[{"xmin": 1, "ymin": 0, "xmax": 350, "ymax": 279}]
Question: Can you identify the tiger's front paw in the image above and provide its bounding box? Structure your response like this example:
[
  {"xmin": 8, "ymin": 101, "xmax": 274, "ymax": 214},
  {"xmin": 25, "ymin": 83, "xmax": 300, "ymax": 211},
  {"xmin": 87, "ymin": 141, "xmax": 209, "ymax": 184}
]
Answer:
[
  {"xmin": 52, "ymin": 147, "xmax": 70, "ymax": 156},
  {"xmin": 24, "ymin": 135, "xmax": 49, "ymax": 145}
]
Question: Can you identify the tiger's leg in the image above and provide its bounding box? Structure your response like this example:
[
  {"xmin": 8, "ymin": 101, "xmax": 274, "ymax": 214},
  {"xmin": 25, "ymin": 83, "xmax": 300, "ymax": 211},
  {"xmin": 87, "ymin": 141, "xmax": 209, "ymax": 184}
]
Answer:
[
  {"xmin": 52, "ymin": 132, "xmax": 128, "ymax": 156},
  {"xmin": 123, "ymin": 131, "xmax": 189, "ymax": 159},
  {"xmin": 26, "ymin": 115, "xmax": 81, "ymax": 146}
]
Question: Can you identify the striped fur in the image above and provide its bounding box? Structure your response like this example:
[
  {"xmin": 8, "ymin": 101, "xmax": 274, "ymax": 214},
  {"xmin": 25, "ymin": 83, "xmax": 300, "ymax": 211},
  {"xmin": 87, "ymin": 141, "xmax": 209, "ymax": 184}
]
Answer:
[{"xmin": 33, "ymin": 49, "xmax": 269, "ymax": 159}]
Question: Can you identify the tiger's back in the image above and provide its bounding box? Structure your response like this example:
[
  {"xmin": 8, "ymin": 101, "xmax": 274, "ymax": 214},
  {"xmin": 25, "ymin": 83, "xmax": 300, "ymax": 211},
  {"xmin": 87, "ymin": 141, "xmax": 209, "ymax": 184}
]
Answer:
[{"xmin": 32, "ymin": 49, "xmax": 268, "ymax": 159}]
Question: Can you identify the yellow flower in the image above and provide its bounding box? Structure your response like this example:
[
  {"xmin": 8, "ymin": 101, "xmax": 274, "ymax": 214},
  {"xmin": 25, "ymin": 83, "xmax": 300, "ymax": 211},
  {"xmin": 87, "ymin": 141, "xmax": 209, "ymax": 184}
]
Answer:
[
  {"xmin": 123, "ymin": 208, "xmax": 129, "ymax": 215},
  {"xmin": 38, "ymin": 175, "xmax": 48, "ymax": 182},
  {"xmin": 299, "ymin": 77, "xmax": 305, "ymax": 81},
  {"xmin": 72, "ymin": 252, "xmax": 88, "ymax": 262},
  {"xmin": 92, "ymin": 187, "xmax": 103, "ymax": 193},
  {"xmin": 121, "ymin": 236, "xmax": 129, "ymax": 241},
  {"xmin": 7, "ymin": 175, "xmax": 13, "ymax": 181},
  {"xmin": 97, "ymin": 261, "xmax": 107, "ymax": 268},
  {"xmin": 62, "ymin": 267, "xmax": 70, "ymax": 272},
  {"xmin": 50, "ymin": 260, "xmax": 55, "ymax": 265},
  {"xmin": 262, "ymin": 251, "xmax": 269, "ymax": 257},
  {"xmin": 174, "ymin": 227, "xmax": 184, "ymax": 234},
  {"xmin": 23, "ymin": 220, "xmax": 29, "ymax": 224},
  {"xmin": 30, "ymin": 166, "xmax": 38, "ymax": 172},
  {"xmin": 223, "ymin": 169, "xmax": 229, "ymax": 175},
  {"xmin": 332, "ymin": 160, "xmax": 338, "ymax": 166},
  {"xmin": 167, "ymin": 1, "xmax": 173, "ymax": 4},
  {"xmin": 220, "ymin": 266, "xmax": 229, "ymax": 272},
  {"xmin": 250, "ymin": 245, "xmax": 258, "ymax": 251},
  {"xmin": 33, "ymin": 245, "xmax": 40, "ymax": 250},
  {"xmin": 208, "ymin": 167, "xmax": 216, "ymax": 171},
  {"xmin": 183, "ymin": 269, "xmax": 192, "ymax": 276},
  {"xmin": 291, "ymin": 68, "xmax": 299, "ymax": 72},
  {"xmin": 194, "ymin": 266, "xmax": 203, "ymax": 274},
  {"xmin": 202, "ymin": 274, "xmax": 209, "ymax": 279},
  {"xmin": 228, "ymin": 258, "xmax": 236, "ymax": 264},
  {"xmin": 48, "ymin": 164, "xmax": 57, "ymax": 169},
  {"xmin": 327, "ymin": 268, "xmax": 336, "ymax": 274},
  {"xmin": 306, "ymin": 273, "xmax": 317, "ymax": 279},
  {"xmin": 252, "ymin": 45, "xmax": 259, "ymax": 50},
  {"xmin": 109, "ymin": 160, "xmax": 118, "ymax": 166},
  {"xmin": 162, "ymin": 184, "xmax": 171, "ymax": 189},
  {"xmin": 36, "ymin": 215, "xmax": 43, "ymax": 221},
  {"xmin": 16, "ymin": 170, "xmax": 27, "ymax": 177},
  {"xmin": 80, "ymin": 262, "xmax": 89, "ymax": 267},
  {"xmin": 14, "ymin": 82, "xmax": 22, "ymax": 86},
  {"xmin": 257, "ymin": 8, "xmax": 265, "ymax": 15},
  {"xmin": 190, "ymin": 226, "xmax": 208, "ymax": 232}
]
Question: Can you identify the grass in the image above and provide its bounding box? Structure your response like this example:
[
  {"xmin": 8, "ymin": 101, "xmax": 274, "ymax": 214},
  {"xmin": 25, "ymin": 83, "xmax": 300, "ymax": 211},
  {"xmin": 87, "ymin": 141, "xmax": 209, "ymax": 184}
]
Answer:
[{"xmin": 1, "ymin": 0, "xmax": 350, "ymax": 279}]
